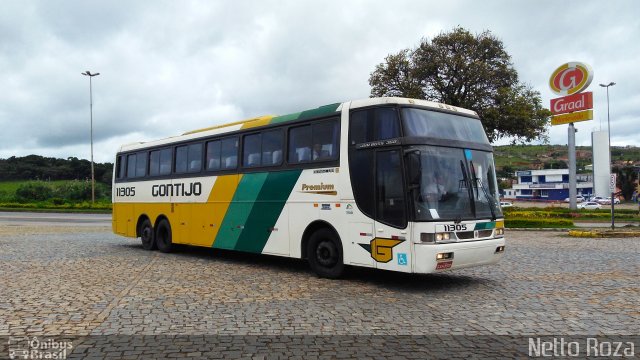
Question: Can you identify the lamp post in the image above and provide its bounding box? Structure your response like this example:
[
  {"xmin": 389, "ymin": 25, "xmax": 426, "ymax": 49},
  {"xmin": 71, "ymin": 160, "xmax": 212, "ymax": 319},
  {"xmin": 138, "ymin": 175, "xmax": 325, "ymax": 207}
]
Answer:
[
  {"xmin": 599, "ymin": 81, "xmax": 615, "ymax": 229},
  {"xmin": 82, "ymin": 71, "xmax": 100, "ymax": 204}
]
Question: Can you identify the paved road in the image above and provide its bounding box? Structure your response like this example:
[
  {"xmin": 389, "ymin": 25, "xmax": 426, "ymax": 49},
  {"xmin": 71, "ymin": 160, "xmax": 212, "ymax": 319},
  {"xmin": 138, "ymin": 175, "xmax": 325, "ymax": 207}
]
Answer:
[
  {"xmin": 0, "ymin": 225, "xmax": 638, "ymax": 358},
  {"xmin": 0, "ymin": 211, "xmax": 111, "ymax": 227}
]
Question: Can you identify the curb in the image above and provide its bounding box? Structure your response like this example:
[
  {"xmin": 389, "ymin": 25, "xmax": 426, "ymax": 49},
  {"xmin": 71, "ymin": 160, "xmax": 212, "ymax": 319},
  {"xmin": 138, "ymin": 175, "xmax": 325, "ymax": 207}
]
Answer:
[
  {"xmin": 506, "ymin": 228, "xmax": 570, "ymax": 231},
  {"xmin": 568, "ymin": 229, "xmax": 640, "ymax": 238}
]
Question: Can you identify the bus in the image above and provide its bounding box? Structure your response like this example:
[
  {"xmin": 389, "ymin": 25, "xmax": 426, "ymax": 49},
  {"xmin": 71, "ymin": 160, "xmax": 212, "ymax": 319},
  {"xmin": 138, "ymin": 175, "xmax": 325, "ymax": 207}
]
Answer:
[{"xmin": 112, "ymin": 97, "xmax": 505, "ymax": 278}]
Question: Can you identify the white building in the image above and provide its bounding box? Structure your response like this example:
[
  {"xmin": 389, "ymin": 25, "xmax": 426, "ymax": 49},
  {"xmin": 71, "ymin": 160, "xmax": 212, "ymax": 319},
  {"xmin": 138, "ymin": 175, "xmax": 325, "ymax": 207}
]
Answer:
[{"xmin": 503, "ymin": 169, "xmax": 593, "ymax": 201}]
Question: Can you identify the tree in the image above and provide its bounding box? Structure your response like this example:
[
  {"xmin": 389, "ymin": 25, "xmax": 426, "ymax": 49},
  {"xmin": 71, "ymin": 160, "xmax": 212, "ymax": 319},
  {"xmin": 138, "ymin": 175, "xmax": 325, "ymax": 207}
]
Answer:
[
  {"xmin": 613, "ymin": 166, "xmax": 638, "ymax": 201},
  {"xmin": 369, "ymin": 27, "xmax": 551, "ymax": 143}
]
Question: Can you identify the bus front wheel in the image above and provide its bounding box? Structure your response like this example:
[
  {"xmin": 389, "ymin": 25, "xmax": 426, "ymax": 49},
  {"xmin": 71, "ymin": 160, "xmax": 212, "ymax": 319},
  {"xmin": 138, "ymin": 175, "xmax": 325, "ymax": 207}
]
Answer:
[
  {"xmin": 140, "ymin": 218, "xmax": 156, "ymax": 250},
  {"xmin": 155, "ymin": 219, "xmax": 173, "ymax": 253},
  {"xmin": 307, "ymin": 228, "xmax": 344, "ymax": 279}
]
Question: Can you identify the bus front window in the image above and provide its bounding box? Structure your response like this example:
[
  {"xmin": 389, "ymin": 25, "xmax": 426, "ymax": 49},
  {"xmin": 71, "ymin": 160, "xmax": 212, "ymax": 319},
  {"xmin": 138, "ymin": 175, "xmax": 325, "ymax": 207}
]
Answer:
[{"xmin": 410, "ymin": 146, "xmax": 501, "ymax": 221}]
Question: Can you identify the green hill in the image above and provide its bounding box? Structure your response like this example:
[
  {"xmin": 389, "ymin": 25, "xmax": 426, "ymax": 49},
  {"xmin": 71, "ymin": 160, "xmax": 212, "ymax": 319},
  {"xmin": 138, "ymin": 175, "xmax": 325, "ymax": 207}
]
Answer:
[{"xmin": 493, "ymin": 144, "xmax": 640, "ymax": 174}]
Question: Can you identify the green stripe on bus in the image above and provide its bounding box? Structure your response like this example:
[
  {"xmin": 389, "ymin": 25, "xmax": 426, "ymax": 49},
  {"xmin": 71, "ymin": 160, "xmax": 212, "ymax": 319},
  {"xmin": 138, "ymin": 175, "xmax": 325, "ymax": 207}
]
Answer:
[
  {"xmin": 474, "ymin": 222, "xmax": 495, "ymax": 230},
  {"xmin": 269, "ymin": 103, "xmax": 340, "ymax": 125},
  {"xmin": 298, "ymin": 103, "xmax": 340, "ymax": 121},
  {"xmin": 270, "ymin": 112, "xmax": 302, "ymax": 124},
  {"xmin": 212, "ymin": 173, "xmax": 268, "ymax": 250},
  {"xmin": 233, "ymin": 170, "xmax": 302, "ymax": 253}
]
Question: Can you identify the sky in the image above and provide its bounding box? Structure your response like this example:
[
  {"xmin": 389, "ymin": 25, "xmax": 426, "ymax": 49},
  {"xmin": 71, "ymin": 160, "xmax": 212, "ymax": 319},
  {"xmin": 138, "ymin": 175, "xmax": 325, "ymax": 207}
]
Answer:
[{"xmin": 1, "ymin": 0, "xmax": 639, "ymax": 163}]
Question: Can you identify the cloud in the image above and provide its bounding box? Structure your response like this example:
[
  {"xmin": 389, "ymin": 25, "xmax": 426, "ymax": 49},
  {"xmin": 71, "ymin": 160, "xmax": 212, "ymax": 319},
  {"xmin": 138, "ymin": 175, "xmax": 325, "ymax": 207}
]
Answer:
[{"xmin": 1, "ymin": 0, "xmax": 639, "ymax": 163}]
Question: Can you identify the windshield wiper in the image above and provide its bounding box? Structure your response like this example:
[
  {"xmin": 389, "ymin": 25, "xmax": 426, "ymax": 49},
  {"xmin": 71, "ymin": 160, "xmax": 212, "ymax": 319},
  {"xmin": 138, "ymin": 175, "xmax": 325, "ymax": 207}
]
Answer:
[
  {"xmin": 470, "ymin": 160, "xmax": 497, "ymax": 221},
  {"xmin": 459, "ymin": 160, "xmax": 476, "ymax": 217}
]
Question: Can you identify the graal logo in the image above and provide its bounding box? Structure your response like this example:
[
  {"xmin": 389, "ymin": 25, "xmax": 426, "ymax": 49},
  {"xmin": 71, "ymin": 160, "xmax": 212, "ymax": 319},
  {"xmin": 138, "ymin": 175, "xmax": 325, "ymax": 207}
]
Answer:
[{"xmin": 8, "ymin": 336, "xmax": 73, "ymax": 359}]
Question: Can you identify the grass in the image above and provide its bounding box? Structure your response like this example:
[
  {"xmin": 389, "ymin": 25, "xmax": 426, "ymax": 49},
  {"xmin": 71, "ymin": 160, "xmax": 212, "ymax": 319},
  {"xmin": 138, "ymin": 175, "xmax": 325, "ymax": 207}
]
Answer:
[
  {"xmin": 0, "ymin": 181, "xmax": 25, "ymax": 201},
  {"xmin": 0, "ymin": 206, "xmax": 111, "ymax": 214},
  {"xmin": 0, "ymin": 180, "xmax": 112, "ymax": 212},
  {"xmin": 0, "ymin": 180, "xmax": 79, "ymax": 200}
]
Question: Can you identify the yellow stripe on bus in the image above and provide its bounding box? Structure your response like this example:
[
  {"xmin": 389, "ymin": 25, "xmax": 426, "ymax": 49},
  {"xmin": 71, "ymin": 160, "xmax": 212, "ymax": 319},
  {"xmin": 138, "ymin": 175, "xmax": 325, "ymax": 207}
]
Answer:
[
  {"xmin": 240, "ymin": 115, "xmax": 274, "ymax": 129},
  {"xmin": 201, "ymin": 174, "xmax": 243, "ymax": 247}
]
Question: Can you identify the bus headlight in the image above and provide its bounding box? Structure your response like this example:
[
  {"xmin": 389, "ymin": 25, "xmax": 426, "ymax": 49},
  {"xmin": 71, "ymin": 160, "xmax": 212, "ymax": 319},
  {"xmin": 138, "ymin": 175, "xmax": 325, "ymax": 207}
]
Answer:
[
  {"xmin": 495, "ymin": 228, "xmax": 504, "ymax": 236},
  {"xmin": 420, "ymin": 232, "xmax": 452, "ymax": 243}
]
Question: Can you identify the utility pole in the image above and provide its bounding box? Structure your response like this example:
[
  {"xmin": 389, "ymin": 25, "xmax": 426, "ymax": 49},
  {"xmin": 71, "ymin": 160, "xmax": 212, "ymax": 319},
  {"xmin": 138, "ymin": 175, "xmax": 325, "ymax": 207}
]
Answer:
[{"xmin": 82, "ymin": 71, "xmax": 100, "ymax": 204}]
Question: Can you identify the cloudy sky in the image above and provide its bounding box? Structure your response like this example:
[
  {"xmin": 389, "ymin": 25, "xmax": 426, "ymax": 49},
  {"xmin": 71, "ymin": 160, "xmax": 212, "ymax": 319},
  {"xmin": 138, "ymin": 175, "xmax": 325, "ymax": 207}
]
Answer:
[{"xmin": 1, "ymin": 0, "xmax": 638, "ymax": 163}]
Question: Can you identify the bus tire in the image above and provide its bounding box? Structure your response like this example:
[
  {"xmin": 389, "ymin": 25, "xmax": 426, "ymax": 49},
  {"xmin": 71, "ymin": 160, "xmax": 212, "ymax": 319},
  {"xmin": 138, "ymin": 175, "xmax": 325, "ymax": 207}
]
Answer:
[
  {"xmin": 307, "ymin": 228, "xmax": 344, "ymax": 278},
  {"xmin": 140, "ymin": 218, "xmax": 156, "ymax": 250},
  {"xmin": 155, "ymin": 218, "xmax": 173, "ymax": 253}
]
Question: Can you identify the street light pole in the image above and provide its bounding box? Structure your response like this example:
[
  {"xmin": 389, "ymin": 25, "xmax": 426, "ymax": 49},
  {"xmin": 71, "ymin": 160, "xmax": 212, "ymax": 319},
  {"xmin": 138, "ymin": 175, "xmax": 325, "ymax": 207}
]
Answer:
[
  {"xmin": 600, "ymin": 81, "xmax": 615, "ymax": 229},
  {"xmin": 82, "ymin": 71, "xmax": 100, "ymax": 204}
]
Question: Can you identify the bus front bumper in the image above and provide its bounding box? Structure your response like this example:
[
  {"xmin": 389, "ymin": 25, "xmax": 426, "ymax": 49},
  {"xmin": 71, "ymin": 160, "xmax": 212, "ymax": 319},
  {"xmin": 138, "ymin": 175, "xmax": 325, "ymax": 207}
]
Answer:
[{"xmin": 413, "ymin": 237, "xmax": 506, "ymax": 274}]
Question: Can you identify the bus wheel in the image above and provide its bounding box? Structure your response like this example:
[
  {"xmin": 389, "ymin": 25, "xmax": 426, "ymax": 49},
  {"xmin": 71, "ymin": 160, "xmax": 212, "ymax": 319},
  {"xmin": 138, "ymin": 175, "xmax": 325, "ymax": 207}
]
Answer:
[
  {"xmin": 307, "ymin": 228, "xmax": 344, "ymax": 278},
  {"xmin": 155, "ymin": 219, "xmax": 173, "ymax": 253},
  {"xmin": 140, "ymin": 218, "xmax": 156, "ymax": 250}
]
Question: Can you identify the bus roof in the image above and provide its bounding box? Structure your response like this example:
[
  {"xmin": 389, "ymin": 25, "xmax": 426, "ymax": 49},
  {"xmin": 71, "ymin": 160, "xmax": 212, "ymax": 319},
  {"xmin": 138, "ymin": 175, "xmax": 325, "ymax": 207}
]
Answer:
[{"xmin": 118, "ymin": 97, "xmax": 478, "ymax": 153}]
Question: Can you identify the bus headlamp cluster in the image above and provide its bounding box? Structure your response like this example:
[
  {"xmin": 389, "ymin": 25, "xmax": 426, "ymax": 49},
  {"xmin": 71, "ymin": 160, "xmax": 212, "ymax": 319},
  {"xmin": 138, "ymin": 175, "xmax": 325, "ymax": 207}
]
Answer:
[
  {"xmin": 420, "ymin": 232, "xmax": 452, "ymax": 243},
  {"xmin": 495, "ymin": 228, "xmax": 504, "ymax": 236}
]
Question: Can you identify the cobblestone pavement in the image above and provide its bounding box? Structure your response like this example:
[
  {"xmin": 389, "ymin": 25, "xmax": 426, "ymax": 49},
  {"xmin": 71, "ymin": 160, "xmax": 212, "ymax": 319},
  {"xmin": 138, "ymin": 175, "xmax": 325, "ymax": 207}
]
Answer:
[{"xmin": 0, "ymin": 225, "xmax": 638, "ymax": 358}]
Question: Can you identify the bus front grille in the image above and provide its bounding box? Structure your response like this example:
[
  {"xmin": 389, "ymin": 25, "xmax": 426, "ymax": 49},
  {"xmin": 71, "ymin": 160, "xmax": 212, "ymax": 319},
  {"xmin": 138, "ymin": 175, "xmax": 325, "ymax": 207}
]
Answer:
[{"xmin": 455, "ymin": 231, "xmax": 475, "ymax": 240}]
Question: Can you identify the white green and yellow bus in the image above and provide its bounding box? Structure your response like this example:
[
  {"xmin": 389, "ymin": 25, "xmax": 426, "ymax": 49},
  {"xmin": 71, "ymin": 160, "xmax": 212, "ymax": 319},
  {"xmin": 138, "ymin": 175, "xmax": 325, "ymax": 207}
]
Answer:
[{"xmin": 112, "ymin": 97, "xmax": 505, "ymax": 278}]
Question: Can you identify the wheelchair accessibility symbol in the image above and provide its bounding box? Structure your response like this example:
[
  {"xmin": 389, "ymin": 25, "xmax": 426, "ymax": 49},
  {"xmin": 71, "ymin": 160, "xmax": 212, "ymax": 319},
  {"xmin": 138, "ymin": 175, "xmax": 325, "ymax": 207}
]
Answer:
[{"xmin": 397, "ymin": 253, "xmax": 407, "ymax": 266}]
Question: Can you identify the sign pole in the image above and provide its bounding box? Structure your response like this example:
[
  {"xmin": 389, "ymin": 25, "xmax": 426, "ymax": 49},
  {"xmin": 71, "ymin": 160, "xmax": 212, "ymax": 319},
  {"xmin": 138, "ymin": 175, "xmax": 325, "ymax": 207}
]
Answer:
[
  {"xmin": 568, "ymin": 123, "xmax": 577, "ymax": 210},
  {"xmin": 610, "ymin": 173, "xmax": 616, "ymax": 229}
]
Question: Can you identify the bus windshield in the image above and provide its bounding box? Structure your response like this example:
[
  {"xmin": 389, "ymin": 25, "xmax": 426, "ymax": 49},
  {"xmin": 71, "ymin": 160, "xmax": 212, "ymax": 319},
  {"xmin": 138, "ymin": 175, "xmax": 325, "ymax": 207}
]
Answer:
[
  {"xmin": 410, "ymin": 145, "xmax": 502, "ymax": 221},
  {"xmin": 402, "ymin": 107, "xmax": 490, "ymax": 144}
]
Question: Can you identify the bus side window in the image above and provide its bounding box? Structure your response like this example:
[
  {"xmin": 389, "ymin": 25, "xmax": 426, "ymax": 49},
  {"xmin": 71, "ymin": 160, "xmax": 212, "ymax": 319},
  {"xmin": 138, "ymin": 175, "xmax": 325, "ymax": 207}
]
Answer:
[
  {"xmin": 135, "ymin": 152, "xmax": 147, "ymax": 178},
  {"xmin": 312, "ymin": 120, "xmax": 338, "ymax": 160},
  {"xmin": 221, "ymin": 137, "xmax": 238, "ymax": 169},
  {"xmin": 175, "ymin": 143, "xmax": 202, "ymax": 173},
  {"xmin": 243, "ymin": 133, "xmax": 262, "ymax": 167},
  {"xmin": 149, "ymin": 150, "xmax": 161, "ymax": 176},
  {"xmin": 262, "ymin": 130, "xmax": 283, "ymax": 166},
  {"xmin": 175, "ymin": 146, "xmax": 188, "ymax": 173},
  {"xmin": 288, "ymin": 118, "xmax": 338, "ymax": 164},
  {"xmin": 150, "ymin": 148, "xmax": 172, "ymax": 176},
  {"xmin": 159, "ymin": 148, "xmax": 172, "ymax": 175},
  {"xmin": 350, "ymin": 108, "xmax": 399, "ymax": 145},
  {"xmin": 116, "ymin": 155, "xmax": 125, "ymax": 179},
  {"xmin": 187, "ymin": 143, "xmax": 202, "ymax": 173},
  {"xmin": 288, "ymin": 125, "xmax": 312, "ymax": 163},
  {"xmin": 206, "ymin": 140, "xmax": 221, "ymax": 171},
  {"xmin": 127, "ymin": 154, "xmax": 136, "ymax": 178},
  {"xmin": 126, "ymin": 152, "xmax": 146, "ymax": 178},
  {"xmin": 241, "ymin": 129, "xmax": 283, "ymax": 168}
]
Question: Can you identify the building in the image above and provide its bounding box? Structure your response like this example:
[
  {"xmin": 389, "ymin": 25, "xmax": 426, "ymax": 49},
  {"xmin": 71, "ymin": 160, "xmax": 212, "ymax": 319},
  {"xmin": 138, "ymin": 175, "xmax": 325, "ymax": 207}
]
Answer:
[
  {"xmin": 591, "ymin": 130, "xmax": 611, "ymax": 197},
  {"xmin": 503, "ymin": 169, "xmax": 593, "ymax": 201}
]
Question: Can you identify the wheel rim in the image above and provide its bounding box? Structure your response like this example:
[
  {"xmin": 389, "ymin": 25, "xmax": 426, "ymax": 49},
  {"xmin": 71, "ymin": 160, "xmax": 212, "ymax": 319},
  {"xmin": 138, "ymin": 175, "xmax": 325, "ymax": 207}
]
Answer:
[{"xmin": 316, "ymin": 240, "xmax": 338, "ymax": 267}]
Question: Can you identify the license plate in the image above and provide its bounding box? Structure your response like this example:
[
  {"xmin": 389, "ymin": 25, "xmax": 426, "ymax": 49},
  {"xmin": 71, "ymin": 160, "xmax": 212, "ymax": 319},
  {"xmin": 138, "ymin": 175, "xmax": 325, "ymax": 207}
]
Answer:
[{"xmin": 435, "ymin": 261, "xmax": 453, "ymax": 270}]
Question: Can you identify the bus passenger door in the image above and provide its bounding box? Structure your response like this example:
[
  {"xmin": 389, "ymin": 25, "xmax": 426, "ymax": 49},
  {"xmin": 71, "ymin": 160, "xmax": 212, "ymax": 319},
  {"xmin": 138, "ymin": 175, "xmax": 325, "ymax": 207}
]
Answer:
[{"xmin": 373, "ymin": 149, "xmax": 412, "ymax": 272}]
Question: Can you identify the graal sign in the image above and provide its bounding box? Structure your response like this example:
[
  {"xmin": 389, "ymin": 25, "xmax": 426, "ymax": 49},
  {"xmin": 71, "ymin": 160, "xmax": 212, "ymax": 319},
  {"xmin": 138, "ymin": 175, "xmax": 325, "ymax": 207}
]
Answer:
[
  {"xmin": 549, "ymin": 62, "xmax": 593, "ymax": 96},
  {"xmin": 549, "ymin": 62, "xmax": 594, "ymax": 125},
  {"xmin": 550, "ymin": 91, "xmax": 593, "ymax": 115}
]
